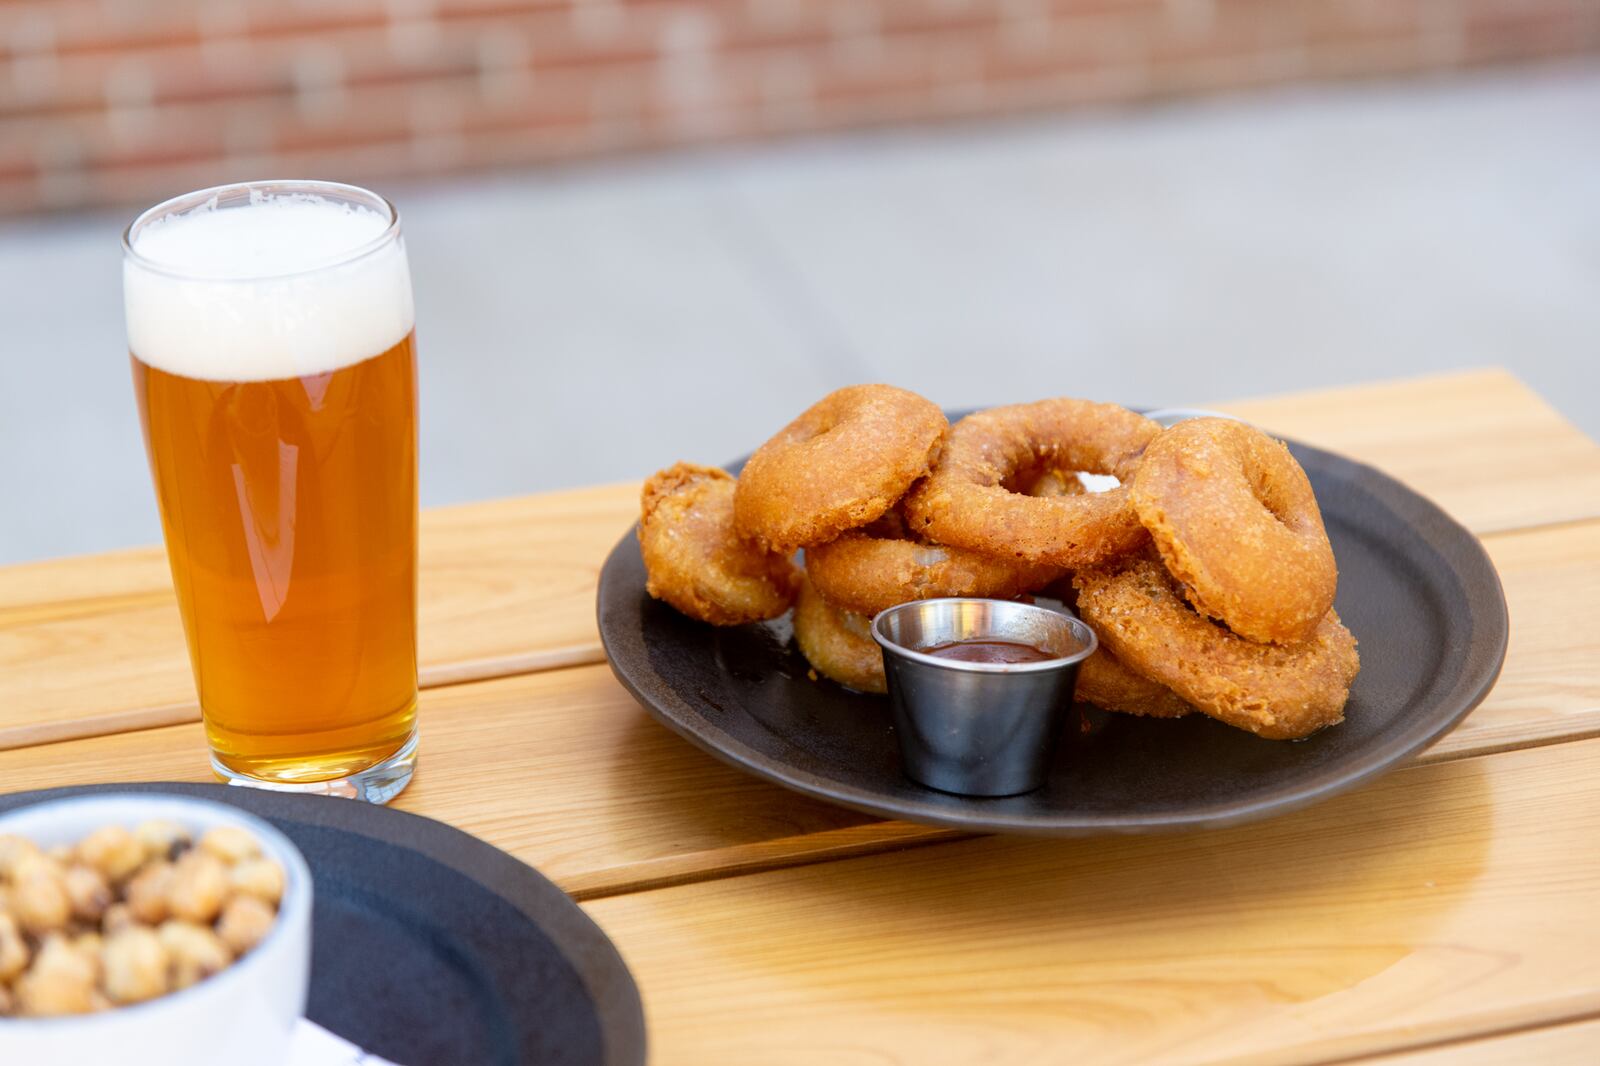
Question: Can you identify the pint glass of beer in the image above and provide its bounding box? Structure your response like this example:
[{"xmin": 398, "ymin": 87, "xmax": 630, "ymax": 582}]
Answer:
[{"xmin": 123, "ymin": 181, "xmax": 418, "ymax": 803}]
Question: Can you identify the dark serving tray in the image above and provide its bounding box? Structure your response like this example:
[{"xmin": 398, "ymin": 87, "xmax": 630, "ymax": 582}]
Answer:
[
  {"xmin": 0, "ymin": 783, "xmax": 646, "ymax": 1066},
  {"xmin": 598, "ymin": 431, "xmax": 1508, "ymax": 835}
]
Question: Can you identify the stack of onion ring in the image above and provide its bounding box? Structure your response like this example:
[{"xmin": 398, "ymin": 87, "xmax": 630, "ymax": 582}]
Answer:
[{"xmin": 638, "ymin": 387, "xmax": 1359, "ymax": 738}]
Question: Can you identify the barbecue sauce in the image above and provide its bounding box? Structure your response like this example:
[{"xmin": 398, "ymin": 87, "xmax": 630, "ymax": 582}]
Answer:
[{"xmin": 919, "ymin": 640, "xmax": 1057, "ymax": 664}]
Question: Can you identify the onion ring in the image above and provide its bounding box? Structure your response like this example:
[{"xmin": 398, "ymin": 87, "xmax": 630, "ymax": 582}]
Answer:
[
  {"xmin": 1130, "ymin": 418, "xmax": 1337, "ymax": 644},
  {"xmin": 1075, "ymin": 646, "xmax": 1191, "ymax": 719},
  {"xmin": 792, "ymin": 575, "xmax": 887, "ymax": 694},
  {"xmin": 1074, "ymin": 557, "xmax": 1359, "ymax": 739},
  {"xmin": 638, "ymin": 462, "xmax": 800, "ymax": 626},
  {"xmin": 903, "ymin": 398, "xmax": 1160, "ymax": 568},
  {"xmin": 805, "ymin": 531, "xmax": 1061, "ymax": 617},
  {"xmin": 734, "ymin": 385, "xmax": 947, "ymax": 551}
]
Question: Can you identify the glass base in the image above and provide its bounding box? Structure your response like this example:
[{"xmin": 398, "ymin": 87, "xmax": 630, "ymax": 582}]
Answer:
[{"xmin": 212, "ymin": 729, "xmax": 417, "ymax": 805}]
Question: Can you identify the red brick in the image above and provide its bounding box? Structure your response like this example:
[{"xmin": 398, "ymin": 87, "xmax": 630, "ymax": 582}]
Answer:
[
  {"xmin": 1146, "ymin": 1, "xmax": 1307, "ymax": 65},
  {"xmin": 203, "ymin": 3, "xmax": 394, "ymax": 46},
  {"xmin": 0, "ymin": 154, "xmax": 38, "ymax": 183},
  {"xmin": 0, "ymin": 102, "xmax": 232, "ymax": 172},
  {"xmin": 1302, "ymin": 0, "xmax": 1429, "ymax": 42},
  {"xmin": 3, "ymin": 0, "xmax": 1600, "ymax": 216},
  {"xmin": 5, "ymin": 0, "xmax": 207, "ymax": 58},
  {"xmin": 1462, "ymin": 7, "xmax": 1600, "ymax": 63},
  {"xmin": 1307, "ymin": 34, "xmax": 1430, "ymax": 79},
  {"xmin": 0, "ymin": 175, "xmax": 44, "ymax": 215},
  {"xmin": 984, "ymin": 10, "xmax": 1155, "ymax": 81}
]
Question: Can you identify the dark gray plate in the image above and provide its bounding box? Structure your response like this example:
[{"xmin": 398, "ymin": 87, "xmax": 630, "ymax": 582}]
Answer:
[
  {"xmin": 598, "ymin": 433, "xmax": 1508, "ymax": 835},
  {"xmin": 0, "ymin": 783, "xmax": 646, "ymax": 1066}
]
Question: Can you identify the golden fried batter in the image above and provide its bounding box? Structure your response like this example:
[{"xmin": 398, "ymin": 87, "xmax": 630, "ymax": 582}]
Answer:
[
  {"xmin": 639, "ymin": 462, "xmax": 799, "ymax": 625},
  {"xmin": 1131, "ymin": 418, "xmax": 1336, "ymax": 644},
  {"xmin": 806, "ymin": 530, "xmax": 1061, "ymax": 617},
  {"xmin": 1075, "ymin": 558, "xmax": 1358, "ymax": 739},
  {"xmin": 792, "ymin": 574, "xmax": 887, "ymax": 694},
  {"xmin": 904, "ymin": 398, "xmax": 1160, "ymax": 569},
  {"xmin": 1075, "ymin": 646, "xmax": 1191, "ymax": 719},
  {"xmin": 734, "ymin": 385, "xmax": 947, "ymax": 552}
]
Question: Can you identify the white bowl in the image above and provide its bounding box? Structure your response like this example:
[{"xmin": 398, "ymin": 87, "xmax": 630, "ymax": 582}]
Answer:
[{"xmin": 0, "ymin": 793, "xmax": 312, "ymax": 1066}]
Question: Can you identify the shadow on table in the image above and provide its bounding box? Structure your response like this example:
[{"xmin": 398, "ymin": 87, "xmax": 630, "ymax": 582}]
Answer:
[{"xmin": 624, "ymin": 746, "xmax": 1493, "ymax": 1053}]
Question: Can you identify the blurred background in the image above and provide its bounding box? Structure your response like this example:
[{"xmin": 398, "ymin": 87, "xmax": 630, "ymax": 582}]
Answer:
[{"xmin": 2, "ymin": 0, "xmax": 1597, "ymax": 563}]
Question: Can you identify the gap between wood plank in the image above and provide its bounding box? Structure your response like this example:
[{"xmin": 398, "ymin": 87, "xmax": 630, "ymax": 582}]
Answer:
[
  {"xmin": 1410, "ymin": 722, "xmax": 1600, "ymax": 767},
  {"xmin": 563, "ymin": 824, "xmax": 970, "ymax": 902},
  {"xmin": 8, "ymin": 505, "xmax": 1592, "ymax": 753},
  {"xmin": 9, "ymin": 693, "xmax": 1590, "ymax": 908},
  {"xmin": 3, "ymin": 516, "xmax": 1583, "ymax": 630},
  {"xmin": 562, "ymin": 720, "xmax": 1600, "ymax": 903},
  {"xmin": 0, "ymin": 642, "xmax": 607, "ymax": 752},
  {"xmin": 1468, "ymin": 511, "xmax": 1600, "ymax": 541},
  {"xmin": 1267, "ymin": 996, "xmax": 1600, "ymax": 1066},
  {"xmin": 579, "ymin": 739, "xmax": 1600, "ymax": 1062},
  {"xmin": 418, "ymin": 643, "xmax": 605, "ymax": 687},
  {"xmin": 1318, "ymin": 1005, "xmax": 1600, "ymax": 1062},
  {"xmin": 2, "ymin": 517, "xmax": 1582, "ymax": 631}
]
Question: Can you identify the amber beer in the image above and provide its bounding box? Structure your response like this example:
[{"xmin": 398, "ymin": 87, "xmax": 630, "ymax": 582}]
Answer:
[{"xmin": 123, "ymin": 182, "xmax": 419, "ymax": 802}]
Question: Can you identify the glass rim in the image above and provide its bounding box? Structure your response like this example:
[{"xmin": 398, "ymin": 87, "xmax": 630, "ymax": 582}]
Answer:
[{"xmin": 121, "ymin": 178, "xmax": 402, "ymax": 284}]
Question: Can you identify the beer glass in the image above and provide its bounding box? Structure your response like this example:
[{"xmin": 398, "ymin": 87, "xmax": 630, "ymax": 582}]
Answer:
[{"xmin": 123, "ymin": 181, "xmax": 418, "ymax": 803}]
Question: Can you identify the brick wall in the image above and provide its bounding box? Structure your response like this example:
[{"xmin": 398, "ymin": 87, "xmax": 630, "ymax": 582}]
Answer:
[{"xmin": 3, "ymin": 0, "xmax": 1597, "ymax": 215}]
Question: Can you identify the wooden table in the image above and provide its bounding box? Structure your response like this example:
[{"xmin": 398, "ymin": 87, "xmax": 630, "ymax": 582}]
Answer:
[{"xmin": 3, "ymin": 368, "xmax": 1598, "ymax": 1064}]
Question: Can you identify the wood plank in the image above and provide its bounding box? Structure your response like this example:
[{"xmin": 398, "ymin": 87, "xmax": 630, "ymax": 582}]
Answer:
[
  {"xmin": 0, "ymin": 516, "xmax": 1593, "ymax": 900},
  {"xmin": 1217, "ymin": 368, "xmax": 1600, "ymax": 536},
  {"xmin": 1416, "ymin": 521, "xmax": 1600, "ymax": 762},
  {"xmin": 581, "ymin": 739, "xmax": 1600, "ymax": 1066},
  {"xmin": 0, "ymin": 482, "xmax": 637, "ymax": 748},
  {"xmin": 0, "ymin": 546, "xmax": 171, "ymax": 618},
  {"xmin": 1, "ymin": 369, "xmax": 1595, "ymax": 750},
  {"xmin": 0, "ymin": 665, "xmax": 917, "ymax": 899},
  {"xmin": 1354, "ymin": 1015, "xmax": 1600, "ymax": 1065}
]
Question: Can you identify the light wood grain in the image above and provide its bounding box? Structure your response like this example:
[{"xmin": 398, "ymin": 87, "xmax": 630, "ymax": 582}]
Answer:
[
  {"xmin": 0, "ymin": 514, "xmax": 1594, "ymax": 898},
  {"xmin": 1354, "ymin": 1015, "xmax": 1600, "ymax": 1065},
  {"xmin": 0, "ymin": 665, "xmax": 937, "ymax": 898},
  {"xmin": 1414, "ymin": 520, "xmax": 1600, "ymax": 763},
  {"xmin": 0, "ymin": 369, "xmax": 1594, "ymax": 750},
  {"xmin": 0, "ymin": 368, "xmax": 1592, "ymax": 1065},
  {"xmin": 582, "ymin": 738, "xmax": 1600, "ymax": 1066},
  {"xmin": 0, "ymin": 482, "xmax": 637, "ymax": 748},
  {"xmin": 1217, "ymin": 367, "xmax": 1600, "ymax": 535},
  {"xmin": 0, "ymin": 545, "xmax": 171, "ymax": 612},
  {"xmin": 3, "ymin": 508, "xmax": 1595, "ymax": 762}
]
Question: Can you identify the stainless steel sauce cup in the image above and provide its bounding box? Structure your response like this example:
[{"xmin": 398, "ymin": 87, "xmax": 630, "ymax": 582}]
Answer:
[{"xmin": 871, "ymin": 599, "xmax": 1097, "ymax": 797}]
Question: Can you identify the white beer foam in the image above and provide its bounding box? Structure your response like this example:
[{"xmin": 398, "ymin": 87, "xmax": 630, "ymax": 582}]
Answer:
[{"xmin": 124, "ymin": 192, "xmax": 414, "ymax": 382}]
